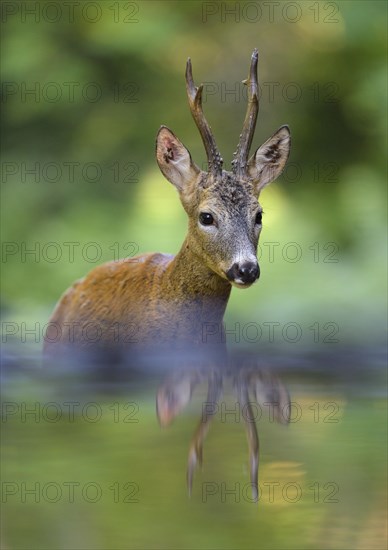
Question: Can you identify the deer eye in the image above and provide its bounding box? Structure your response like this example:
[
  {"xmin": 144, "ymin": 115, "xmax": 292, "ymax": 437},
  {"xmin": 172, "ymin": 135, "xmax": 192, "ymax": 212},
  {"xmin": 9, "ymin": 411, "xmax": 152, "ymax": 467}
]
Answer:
[
  {"xmin": 255, "ymin": 211, "xmax": 263, "ymax": 225},
  {"xmin": 199, "ymin": 212, "xmax": 214, "ymax": 226}
]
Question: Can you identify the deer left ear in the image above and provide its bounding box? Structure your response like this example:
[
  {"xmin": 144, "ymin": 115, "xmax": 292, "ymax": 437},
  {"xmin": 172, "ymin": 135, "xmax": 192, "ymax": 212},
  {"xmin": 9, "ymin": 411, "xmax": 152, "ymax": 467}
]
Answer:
[
  {"xmin": 247, "ymin": 125, "xmax": 291, "ymax": 195},
  {"xmin": 156, "ymin": 126, "xmax": 200, "ymax": 192}
]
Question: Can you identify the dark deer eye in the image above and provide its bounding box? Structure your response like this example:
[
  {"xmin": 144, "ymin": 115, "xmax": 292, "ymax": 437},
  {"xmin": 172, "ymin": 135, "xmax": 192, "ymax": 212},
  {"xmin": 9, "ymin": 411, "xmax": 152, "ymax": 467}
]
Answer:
[
  {"xmin": 199, "ymin": 212, "xmax": 214, "ymax": 226},
  {"xmin": 255, "ymin": 211, "xmax": 263, "ymax": 225}
]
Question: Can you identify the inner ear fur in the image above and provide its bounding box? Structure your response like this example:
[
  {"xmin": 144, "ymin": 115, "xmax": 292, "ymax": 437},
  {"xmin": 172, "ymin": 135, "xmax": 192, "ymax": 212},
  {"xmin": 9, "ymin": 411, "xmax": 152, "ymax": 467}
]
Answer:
[
  {"xmin": 156, "ymin": 126, "xmax": 200, "ymax": 192},
  {"xmin": 247, "ymin": 125, "xmax": 291, "ymax": 193}
]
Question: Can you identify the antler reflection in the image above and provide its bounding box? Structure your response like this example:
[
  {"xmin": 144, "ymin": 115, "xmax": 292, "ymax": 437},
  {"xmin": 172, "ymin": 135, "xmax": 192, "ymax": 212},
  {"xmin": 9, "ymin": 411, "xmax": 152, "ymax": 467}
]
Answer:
[{"xmin": 157, "ymin": 359, "xmax": 290, "ymax": 503}]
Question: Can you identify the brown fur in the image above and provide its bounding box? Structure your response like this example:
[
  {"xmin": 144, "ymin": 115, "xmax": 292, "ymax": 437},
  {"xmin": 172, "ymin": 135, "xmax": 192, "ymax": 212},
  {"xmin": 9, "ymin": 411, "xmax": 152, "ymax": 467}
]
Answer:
[{"xmin": 44, "ymin": 243, "xmax": 231, "ymax": 356}]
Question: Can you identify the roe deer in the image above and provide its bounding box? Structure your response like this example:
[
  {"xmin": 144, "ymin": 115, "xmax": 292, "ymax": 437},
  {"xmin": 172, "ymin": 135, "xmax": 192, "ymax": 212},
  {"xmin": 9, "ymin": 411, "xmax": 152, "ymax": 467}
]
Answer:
[{"xmin": 43, "ymin": 50, "xmax": 291, "ymax": 359}]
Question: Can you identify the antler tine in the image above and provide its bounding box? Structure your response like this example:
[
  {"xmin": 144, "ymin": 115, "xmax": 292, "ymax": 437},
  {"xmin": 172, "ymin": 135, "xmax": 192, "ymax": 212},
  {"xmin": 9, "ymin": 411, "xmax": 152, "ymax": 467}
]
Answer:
[
  {"xmin": 232, "ymin": 49, "xmax": 259, "ymax": 175},
  {"xmin": 186, "ymin": 58, "xmax": 223, "ymax": 177}
]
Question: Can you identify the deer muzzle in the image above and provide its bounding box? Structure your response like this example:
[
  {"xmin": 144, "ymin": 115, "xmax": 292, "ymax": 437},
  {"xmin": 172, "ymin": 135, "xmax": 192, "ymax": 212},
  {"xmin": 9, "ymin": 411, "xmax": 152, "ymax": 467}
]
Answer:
[{"xmin": 226, "ymin": 261, "xmax": 260, "ymax": 286}]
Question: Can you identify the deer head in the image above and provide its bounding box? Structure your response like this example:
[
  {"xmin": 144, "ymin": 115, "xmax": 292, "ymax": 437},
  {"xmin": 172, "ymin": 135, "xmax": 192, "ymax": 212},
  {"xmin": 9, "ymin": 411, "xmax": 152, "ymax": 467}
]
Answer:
[{"xmin": 156, "ymin": 50, "xmax": 291, "ymax": 288}]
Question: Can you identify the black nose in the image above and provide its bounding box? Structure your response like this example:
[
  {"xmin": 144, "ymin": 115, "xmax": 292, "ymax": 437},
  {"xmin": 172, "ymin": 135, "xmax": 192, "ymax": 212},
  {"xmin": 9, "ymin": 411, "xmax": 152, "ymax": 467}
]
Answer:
[{"xmin": 226, "ymin": 262, "xmax": 260, "ymax": 284}]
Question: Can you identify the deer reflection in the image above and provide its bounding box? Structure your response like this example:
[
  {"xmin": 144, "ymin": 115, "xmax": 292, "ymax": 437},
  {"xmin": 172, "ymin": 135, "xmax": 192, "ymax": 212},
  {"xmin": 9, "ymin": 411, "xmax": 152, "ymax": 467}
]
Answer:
[{"xmin": 157, "ymin": 360, "xmax": 290, "ymax": 503}]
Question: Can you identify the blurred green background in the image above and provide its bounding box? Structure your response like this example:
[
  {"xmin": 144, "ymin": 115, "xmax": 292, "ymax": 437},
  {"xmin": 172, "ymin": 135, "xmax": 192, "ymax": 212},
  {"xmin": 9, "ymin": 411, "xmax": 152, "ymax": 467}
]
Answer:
[
  {"xmin": 1, "ymin": 2, "xmax": 387, "ymax": 549},
  {"xmin": 1, "ymin": 0, "xmax": 386, "ymax": 349}
]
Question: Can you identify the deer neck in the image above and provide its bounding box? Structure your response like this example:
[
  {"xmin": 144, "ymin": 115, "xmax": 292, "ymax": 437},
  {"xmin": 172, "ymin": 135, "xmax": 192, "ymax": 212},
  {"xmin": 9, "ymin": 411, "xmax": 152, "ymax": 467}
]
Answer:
[{"xmin": 164, "ymin": 236, "xmax": 232, "ymax": 326}]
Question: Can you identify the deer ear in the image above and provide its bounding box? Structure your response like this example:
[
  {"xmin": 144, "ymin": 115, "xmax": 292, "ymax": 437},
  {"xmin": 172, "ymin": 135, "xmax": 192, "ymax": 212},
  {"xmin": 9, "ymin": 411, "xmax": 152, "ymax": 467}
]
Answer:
[
  {"xmin": 156, "ymin": 126, "xmax": 200, "ymax": 192},
  {"xmin": 247, "ymin": 125, "xmax": 291, "ymax": 195}
]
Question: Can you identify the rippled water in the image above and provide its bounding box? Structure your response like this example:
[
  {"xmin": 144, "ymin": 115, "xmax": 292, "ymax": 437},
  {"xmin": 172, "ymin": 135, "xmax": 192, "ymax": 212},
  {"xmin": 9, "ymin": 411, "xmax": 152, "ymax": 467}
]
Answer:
[{"xmin": 1, "ymin": 344, "xmax": 386, "ymax": 549}]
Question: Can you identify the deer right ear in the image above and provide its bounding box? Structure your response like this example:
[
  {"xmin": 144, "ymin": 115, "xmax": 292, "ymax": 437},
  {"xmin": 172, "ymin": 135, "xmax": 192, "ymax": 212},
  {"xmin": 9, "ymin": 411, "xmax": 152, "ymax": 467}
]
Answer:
[
  {"xmin": 247, "ymin": 125, "xmax": 291, "ymax": 195},
  {"xmin": 156, "ymin": 126, "xmax": 200, "ymax": 192}
]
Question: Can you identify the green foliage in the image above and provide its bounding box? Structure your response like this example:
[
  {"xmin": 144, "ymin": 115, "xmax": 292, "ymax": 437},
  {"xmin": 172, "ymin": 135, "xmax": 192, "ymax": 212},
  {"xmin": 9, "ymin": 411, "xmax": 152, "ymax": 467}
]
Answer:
[{"xmin": 1, "ymin": 1, "xmax": 386, "ymax": 344}]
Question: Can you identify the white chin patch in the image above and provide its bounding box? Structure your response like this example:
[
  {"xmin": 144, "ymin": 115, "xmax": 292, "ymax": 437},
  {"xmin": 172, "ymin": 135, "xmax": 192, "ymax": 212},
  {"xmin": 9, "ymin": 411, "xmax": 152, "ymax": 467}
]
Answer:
[{"xmin": 232, "ymin": 280, "xmax": 252, "ymax": 289}]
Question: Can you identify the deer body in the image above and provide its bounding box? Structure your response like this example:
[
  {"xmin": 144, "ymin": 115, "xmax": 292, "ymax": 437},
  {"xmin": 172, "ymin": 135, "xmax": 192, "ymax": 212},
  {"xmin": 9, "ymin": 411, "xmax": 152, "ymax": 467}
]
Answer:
[
  {"xmin": 45, "ymin": 244, "xmax": 231, "ymax": 354},
  {"xmin": 43, "ymin": 50, "xmax": 291, "ymax": 359}
]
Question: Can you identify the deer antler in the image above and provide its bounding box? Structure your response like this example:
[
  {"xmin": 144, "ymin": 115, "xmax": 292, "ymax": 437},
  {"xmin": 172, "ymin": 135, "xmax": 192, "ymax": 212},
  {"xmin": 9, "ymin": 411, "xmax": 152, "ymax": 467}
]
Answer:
[
  {"xmin": 186, "ymin": 59, "xmax": 223, "ymax": 178},
  {"xmin": 232, "ymin": 49, "xmax": 259, "ymax": 176}
]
